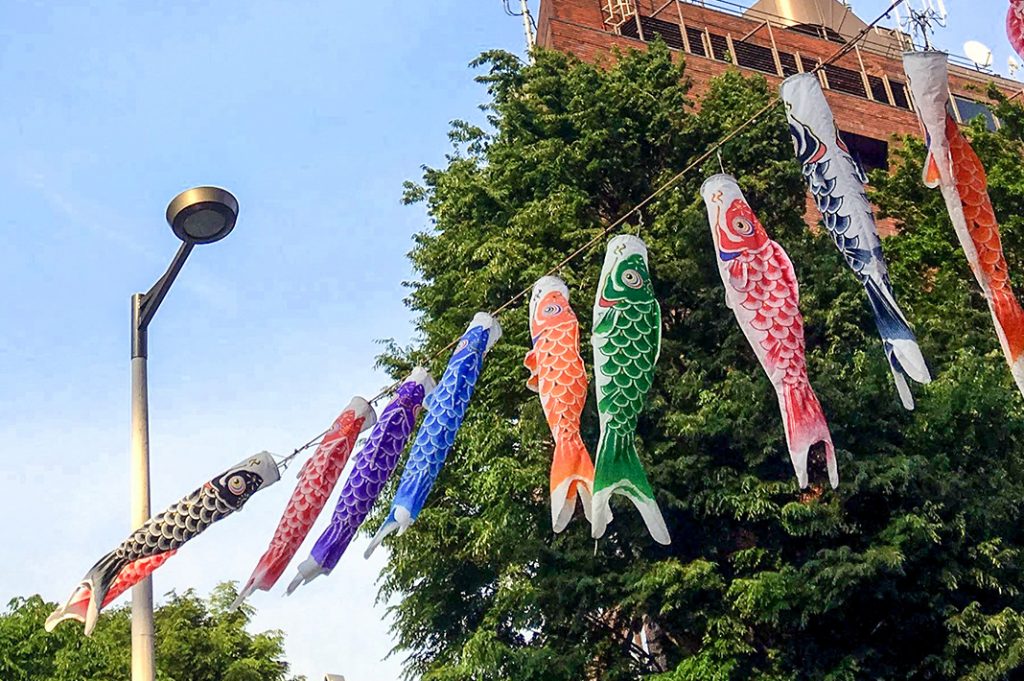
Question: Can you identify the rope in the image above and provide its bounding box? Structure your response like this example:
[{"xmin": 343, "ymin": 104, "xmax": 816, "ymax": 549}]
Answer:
[{"xmin": 276, "ymin": 0, "xmax": 907, "ymax": 471}]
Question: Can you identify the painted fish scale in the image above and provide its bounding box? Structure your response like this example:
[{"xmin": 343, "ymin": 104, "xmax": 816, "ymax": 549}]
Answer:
[{"xmin": 535, "ymin": 325, "xmax": 587, "ymax": 431}]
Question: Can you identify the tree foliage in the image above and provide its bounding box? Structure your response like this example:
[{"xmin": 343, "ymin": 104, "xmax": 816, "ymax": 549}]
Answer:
[
  {"xmin": 0, "ymin": 583, "xmax": 302, "ymax": 681},
  {"xmin": 377, "ymin": 41, "xmax": 1024, "ymax": 680}
]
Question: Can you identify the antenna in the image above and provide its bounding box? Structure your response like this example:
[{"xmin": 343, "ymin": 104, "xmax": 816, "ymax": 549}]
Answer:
[
  {"xmin": 503, "ymin": 0, "xmax": 535, "ymax": 58},
  {"xmin": 894, "ymin": 0, "xmax": 948, "ymax": 49},
  {"xmin": 1010, "ymin": 56, "xmax": 1021, "ymax": 76},
  {"xmin": 963, "ymin": 40, "xmax": 994, "ymax": 71}
]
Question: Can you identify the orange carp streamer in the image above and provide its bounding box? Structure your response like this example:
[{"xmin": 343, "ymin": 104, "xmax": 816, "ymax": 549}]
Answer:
[
  {"xmin": 524, "ymin": 276, "xmax": 595, "ymax": 532},
  {"xmin": 905, "ymin": 51, "xmax": 1024, "ymax": 395}
]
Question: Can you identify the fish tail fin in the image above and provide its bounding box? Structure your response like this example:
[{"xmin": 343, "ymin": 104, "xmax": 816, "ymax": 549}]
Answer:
[
  {"xmin": 46, "ymin": 550, "xmax": 122, "ymax": 636},
  {"xmin": 590, "ymin": 429, "xmax": 670, "ymax": 545},
  {"xmin": 923, "ymin": 148, "xmax": 943, "ymax": 188},
  {"xmin": 863, "ymin": 276, "xmax": 931, "ymax": 410},
  {"xmin": 550, "ymin": 428, "xmax": 595, "ymax": 533},
  {"xmin": 231, "ymin": 547, "xmax": 290, "ymax": 609},
  {"xmin": 779, "ymin": 380, "xmax": 837, "ymax": 489},
  {"xmin": 363, "ymin": 506, "xmax": 412, "ymax": 558},
  {"xmin": 284, "ymin": 556, "xmax": 326, "ymax": 596},
  {"xmin": 989, "ymin": 287, "xmax": 1024, "ymax": 395}
]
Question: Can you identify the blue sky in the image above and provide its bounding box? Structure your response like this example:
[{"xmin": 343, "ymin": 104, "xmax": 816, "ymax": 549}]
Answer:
[{"xmin": 0, "ymin": 2, "xmax": 1011, "ymax": 680}]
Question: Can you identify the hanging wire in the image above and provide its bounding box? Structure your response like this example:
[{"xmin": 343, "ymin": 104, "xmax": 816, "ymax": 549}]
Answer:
[{"xmin": 275, "ymin": 0, "xmax": 907, "ymax": 470}]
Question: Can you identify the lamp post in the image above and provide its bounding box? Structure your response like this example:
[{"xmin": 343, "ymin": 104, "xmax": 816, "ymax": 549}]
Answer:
[{"xmin": 130, "ymin": 187, "xmax": 238, "ymax": 681}]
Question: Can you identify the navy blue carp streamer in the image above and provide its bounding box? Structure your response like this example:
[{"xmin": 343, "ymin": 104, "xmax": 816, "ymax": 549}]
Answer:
[
  {"xmin": 365, "ymin": 313, "xmax": 501, "ymax": 556},
  {"xmin": 781, "ymin": 73, "xmax": 930, "ymax": 409},
  {"xmin": 46, "ymin": 452, "xmax": 281, "ymax": 635}
]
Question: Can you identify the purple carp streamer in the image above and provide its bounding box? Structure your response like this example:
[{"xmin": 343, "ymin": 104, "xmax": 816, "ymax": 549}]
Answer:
[
  {"xmin": 46, "ymin": 452, "xmax": 280, "ymax": 635},
  {"xmin": 780, "ymin": 73, "xmax": 930, "ymax": 410},
  {"xmin": 286, "ymin": 368, "xmax": 436, "ymax": 594}
]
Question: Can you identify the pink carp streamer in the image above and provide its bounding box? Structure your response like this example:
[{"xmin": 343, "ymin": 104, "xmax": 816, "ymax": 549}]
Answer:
[
  {"xmin": 232, "ymin": 397, "xmax": 375, "ymax": 607},
  {"xmin": 701, "ymin": 173, "xmax": 836, "ymax": 488},
  {"xmin": 1010, "ymin": 1, "xmax": 1024, "ymax": 60}
]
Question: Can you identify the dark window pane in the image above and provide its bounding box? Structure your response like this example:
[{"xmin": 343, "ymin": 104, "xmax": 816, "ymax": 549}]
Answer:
[
  {"xmin": 640, "ymin": 16, "xmax": 685, "ymax": 49},
  {"xmin": 824, "ymin": 64, "xmax": 867, "ymax": 98},
  {"xmin": 890, "ymin": 79, "xmax": 911, "ymax": 109},
  {"xmin": 779, "ymin": 51, "xmax": 800, "ymax": 76},
  {"xmin": 708, "ymin": 32, "xmax": 730, "ymax": 61},
  {"xmin": 839, "ymin": 130, "xmax": 889, "ymax": 173},
  {"xmin": 867, "ymin": 75, "xmax": 888, "ymax": 103},
  {"xmin": 686, "ymin": 26, "xmax": 706, "ymax": 56},
  {"xmin": 954, "ymin": 96, "xmax": 998, "ymax": 131},
  {"xmin": 733, "ymin": 40, "xmax": 777, "ymax": 74}
]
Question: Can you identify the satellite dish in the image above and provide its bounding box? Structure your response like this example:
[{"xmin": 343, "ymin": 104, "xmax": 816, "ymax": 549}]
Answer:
[
  {"xmin": 964, "ymin": 40, "xmax": 993, "ymax": 69},
  {"xmin": 1011, "ymin": 56, "xmax": 1021, "ymax": 76}
]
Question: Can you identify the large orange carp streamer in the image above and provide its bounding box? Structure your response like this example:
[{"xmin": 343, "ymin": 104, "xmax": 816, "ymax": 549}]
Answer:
[
  {"xmin": 525, "ymin": 276, "xmax": 595, "ymax": 532},
  {"xmin": 905, "ymin": 51, "xmax": 1024, "ymax": 397},
  {"xmin": 232, "ymin": 397, "xmax": 376, "ymax": 607}
]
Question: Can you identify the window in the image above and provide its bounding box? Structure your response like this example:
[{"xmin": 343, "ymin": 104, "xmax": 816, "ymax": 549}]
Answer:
[
  {"xmin": 840, "ymin": 131, "xmax": 889, "ymax": 173},
  {"xmin": 685, "ymin": 26, "xmax": 706, "ymax": 56},
  {"xmin": 824, "ymin": 64, "xmax": 867, "ymax": 98},
  {"xmin": 708, "ymin": 32, "xmax": 730, "ymax": 61},
  {"xmin": 778, "ymin": 51, "xmax": 801, "ymax": 76},
  {"xmin": 733, "ymin": 40, "xmax": 777, "ymax": 75},
  {"xmin": 953, "ymin": 95, "xmax": 998, "ymax": 131},
  {"xmin": 788, "ymin": 23, "xmax": 846, "ymax": 43},
  {"xmin": 867, "ymin": 75, "xmax": 888, "ymax": 104},
  {"xmin": 889, "ymin": 79, "xmax": 912, "ymax": 110}
]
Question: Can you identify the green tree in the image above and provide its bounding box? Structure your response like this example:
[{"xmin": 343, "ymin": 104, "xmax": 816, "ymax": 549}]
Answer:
[
  {"xmin": 375, "ymin": 41, "xmax": 1024, "ymax": 680},
  {"xmin": 0, "ymin": 583, "xmax": 302, "ymax": 681}
]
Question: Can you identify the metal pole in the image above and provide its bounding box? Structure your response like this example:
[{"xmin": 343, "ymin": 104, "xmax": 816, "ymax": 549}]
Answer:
[
  {"xmin": 127, "ymin": 241, "xmax": 192, "ymax": 681},
  {"xmin": 130, "ymin": 293, "xmax": 155, "ymax": 681},
  {"xmin": 520, "ymin": 0, "xmax": 535, "ymax": 53}
]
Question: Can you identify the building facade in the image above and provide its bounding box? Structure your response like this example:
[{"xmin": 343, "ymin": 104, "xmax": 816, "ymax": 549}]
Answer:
[{"xmin": 537, "ymin": 0, "xmax": 1022, "ymax": 174}]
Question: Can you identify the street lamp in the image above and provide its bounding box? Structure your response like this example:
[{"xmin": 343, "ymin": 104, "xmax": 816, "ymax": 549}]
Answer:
[{"xmin": 129, "ymin": 187, "xmax": 238, "ymax": 681}]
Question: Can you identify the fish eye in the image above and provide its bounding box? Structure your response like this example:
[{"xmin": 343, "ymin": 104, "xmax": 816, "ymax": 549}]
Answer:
[
  {"xmin": 543, "ymin": 304, "xmax": 561, "ymax": 316},
  {"xmin": 621, "ymin": 268, "xmax": 643, "ymax": 289},
  {"xmin": 227, "ymin": 474, "xmax": 246, "ymax": 495},
  {"xmin": 731, "ymin": 217, "xmax": 755, "ymax": 236}
]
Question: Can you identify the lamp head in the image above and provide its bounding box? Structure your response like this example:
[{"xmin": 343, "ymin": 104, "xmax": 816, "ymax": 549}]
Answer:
[{"xmin": 166, "ymin": 186, "xmax": 238, "ymax": 244}]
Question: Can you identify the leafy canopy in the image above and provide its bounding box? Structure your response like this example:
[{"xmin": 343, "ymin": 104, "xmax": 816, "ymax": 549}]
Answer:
[
  {"xmin": 0, "ymin": 583, "xmax": 302, "ymax": 681},
  {"xmin": 377, "ymin": 41, "xmax": 1024, "ymax": 681}
]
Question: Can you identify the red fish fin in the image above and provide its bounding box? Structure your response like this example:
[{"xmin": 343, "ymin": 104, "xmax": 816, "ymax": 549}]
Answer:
[
  {"xmin": 923, "ymin": 149, "xmax": 942, "ymax": 189},
  {"xmin": 100, "ymin": 552, "xmax": 176, "ymax": 608},
  {"xmin": 232, "ymin": 548, "xmax": 289, "ymax": 609},
  {"xmin": 524, "ymin": 349, "xmax": 540, "ymax": 393},
  {"xmin": 550, "ymin": 429, "xmax": 595, "ymax": 532},
  {"xmin": 990, "ymin": 289, "xmax": 1024, "ymax": 394},
  {"xmin": 778, "ymin": 382, "xmax": 837, "ymax": 489}
]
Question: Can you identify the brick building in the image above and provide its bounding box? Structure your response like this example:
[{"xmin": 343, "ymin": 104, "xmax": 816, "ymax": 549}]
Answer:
[{"xmin": 537, "ymin": 0, "xmax": 1022, "ymax": 174}]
